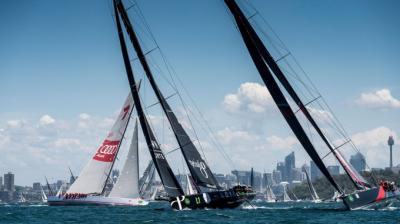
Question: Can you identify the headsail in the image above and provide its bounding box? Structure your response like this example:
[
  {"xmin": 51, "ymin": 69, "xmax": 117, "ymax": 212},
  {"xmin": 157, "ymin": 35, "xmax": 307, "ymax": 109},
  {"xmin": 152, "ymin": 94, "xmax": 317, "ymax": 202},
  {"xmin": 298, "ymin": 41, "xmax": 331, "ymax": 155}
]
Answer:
[
  {"xmin": 109, "ymin": 120, "xmax": 140, "ymax": 198},
  {"xmin": 139, "ymin": 160, "xmax": 156, "ymax": 198},
  {"xmin": 224, "ymin": 0, "xmax": 342, "ymax": 193},
  {"xmin": 113, "ymin": 0, "xmax": 184, "ymax": 197},
  {"xmin": 302, "ymin": 166, "xmax": 319, "ymax": 201},
  {"xmin": 115, "ymin": 0, "xmax": 219, "ymax": 190},
  {"xmin": 67, "ymin": 93, "xmax": 134, "ymax": 194}
]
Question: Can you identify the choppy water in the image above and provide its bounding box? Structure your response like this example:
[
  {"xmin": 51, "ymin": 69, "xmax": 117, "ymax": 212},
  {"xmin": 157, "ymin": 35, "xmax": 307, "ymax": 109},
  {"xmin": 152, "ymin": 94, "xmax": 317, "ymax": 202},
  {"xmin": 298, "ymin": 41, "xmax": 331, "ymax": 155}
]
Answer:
[{"xmin": 1, "ymin": 201, "xmax": 399, "ymax": 224}]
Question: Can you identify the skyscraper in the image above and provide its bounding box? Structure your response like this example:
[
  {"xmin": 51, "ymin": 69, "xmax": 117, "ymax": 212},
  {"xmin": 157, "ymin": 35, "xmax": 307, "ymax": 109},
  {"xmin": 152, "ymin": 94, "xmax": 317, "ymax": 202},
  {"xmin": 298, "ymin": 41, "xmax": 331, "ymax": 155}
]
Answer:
[
  {"xmin": 284, "ymin": 152, "xmax": 295, "ymax": 182},
  {"xmin": 327, "ymin": 165, "xmax": 340, "ymax": 175},
  {"xmin": 4, "ymin": 172, "xmax": 15, "ymax": 192},
  {"xmin": 276, "ymin": 162, "xmax": 285, "ymax": 181},
  {"xmin": 0, "ymin": 176, "xmax": 3, "ymax": 190},
  {"xmin": 272, "ymin": 170, "xmax": 282, "ymax": 184},
  {"xmin": 350, "ymin": 152, "xmax": 366, "ymax": 172},
  {"xmin": 310, "ymin": 161, "xmax": 322, "ymax": 181}
]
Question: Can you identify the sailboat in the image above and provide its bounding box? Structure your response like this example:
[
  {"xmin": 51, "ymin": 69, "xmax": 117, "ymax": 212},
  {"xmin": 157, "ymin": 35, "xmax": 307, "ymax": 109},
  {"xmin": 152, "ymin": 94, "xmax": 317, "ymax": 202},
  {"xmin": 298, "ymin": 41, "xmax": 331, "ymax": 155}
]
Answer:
[
  {"xmin": 41, "ymin": 186, "xmax": 48, "ymax": 203},
  {"xmin": 281, "ymin": 183, "xmax": 292, "ymax": 202},
  {"xmin": 264, "ymin": 185, "xmax": 276, "ymax": 202},
  {"xmin": 113, "ymin": 0, "xmax": 255, "ymax": 210},
  {"xmin": 48, "ymin": 94, "xmax": 147, "ymax": 206},
  {"xmin": 224, "ymin": 0, "xmax": 400, "ymax": 210},
  {"xmin": 302, "ymin": 166, "xmax": 321, "ymax": 203}
]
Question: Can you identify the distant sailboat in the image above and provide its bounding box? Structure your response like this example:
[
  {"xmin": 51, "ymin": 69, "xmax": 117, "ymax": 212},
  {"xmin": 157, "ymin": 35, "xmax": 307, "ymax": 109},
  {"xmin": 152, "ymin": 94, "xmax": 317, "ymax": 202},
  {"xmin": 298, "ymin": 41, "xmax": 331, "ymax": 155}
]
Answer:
[
  {"xmin": 282, "ymin": 184, "xmax": 292, "ymax": 202},
  {"xmin": 264, "ymin": 185, "xmax": 276, "ymax": 202},
  {"xmin": 302, "ymin": 166, "xmax": 321, "ymax": 202},
  {"xmin": 41, "ymin": 186, "xmax": 48, "ymax": 203}
]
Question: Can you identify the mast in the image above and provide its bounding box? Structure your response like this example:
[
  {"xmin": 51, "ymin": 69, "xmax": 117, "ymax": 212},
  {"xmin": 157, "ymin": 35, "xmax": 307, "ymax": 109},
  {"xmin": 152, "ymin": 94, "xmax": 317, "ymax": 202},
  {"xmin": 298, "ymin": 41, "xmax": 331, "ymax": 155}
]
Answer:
[
  {"xmin": 224, "ymin": 0, "xmax": 343, "ymax": 193},
  {"xmin": 115, "ymin": 0, "xmax": 220, "ymax": 190},
  {"xmin": 113, "ymin": 0, "xmax": 184, "ymax": 197},
  {"xmin": 68, "ymin": 167, "xmax": 76, "ymax": 183},
  {"xmin": 45, "ymin": 176, "xmax": 54, "ymax": 196},
  {"xmin": 250, "ymin": 167, "xmax": 254, "ymax": 188}
]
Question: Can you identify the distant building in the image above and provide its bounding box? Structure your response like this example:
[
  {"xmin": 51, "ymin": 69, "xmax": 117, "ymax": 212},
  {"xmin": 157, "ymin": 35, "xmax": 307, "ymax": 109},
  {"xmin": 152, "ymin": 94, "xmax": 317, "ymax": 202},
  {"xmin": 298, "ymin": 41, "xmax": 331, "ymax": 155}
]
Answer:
[
  {"xmin": 231, "ymin": 170, "xmax": 261, "ymax": 191},
  {"xmin": 0, "ymin": 176, "xmax": 2, "ymax": 190},
  {"xmin": 232, "ymin": 170, "xmax": 250, "ymax": 186},
  {"xmin": 350, "ymin": 152, "xmax": 366, "ymax": 172},
  {"xmin": 272, "ymin": 170, "xmax": 282, "ymax": 184},
  {"xmin": 310, "ymin": 161, "xmax": 322, "ymax": 181},
  {"xmin": 276, "ymin": 162, "xmax": 285, "ymax": 181},
  {"xmin": 4, "ymin": 172, "xmax": 15, "ymax": 192},
  {"xmin": 327, "ymin": 165, "xmax": 340, "ymax": 176},
  {"xmin": 32, "ymin": 182, "xmax": 41, "ymax": 192},
  {"xmin": 263, "ymin": 173, "xmax": 273, "ymax": 186},
  {"xmin": 284, "ymin": 152, "xmax": 295, "ymax": 182},
  {"xmin": 291, "ymin": 168, "xmax": 303, "ymax": 182}
]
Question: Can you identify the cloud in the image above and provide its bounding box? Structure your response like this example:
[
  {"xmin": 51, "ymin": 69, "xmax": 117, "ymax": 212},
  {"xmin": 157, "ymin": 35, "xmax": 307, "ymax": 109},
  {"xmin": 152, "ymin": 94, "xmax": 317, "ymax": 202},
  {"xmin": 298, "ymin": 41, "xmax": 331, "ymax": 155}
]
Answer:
[
  {"xmin": 223, "ymin": 82, "xmax": 274, "ymax": 114},
  {"xmin": 79, "ymin": 113, "xmax": 91, "ymax": 120},
  {"xmin": 347, "ymin": 126, "xmax": 397, "ymax": 169},
  {"xmin": 39, "ymin": 115, "xmax": 55, "ymax": 126},
  {"xmin": 266, "ymin": 135, "xmax": 299, "ymax": 150},
  {"xmin": 356, "ymin": 88, "xmax": 400, "ymax": 109},
  {"xmin": 307, "ymin": 106, "xmax": 333, "ymax": 123},
  {"xmin": 7, "ymin": 119, "xmax": 25, "ymax": 128}
]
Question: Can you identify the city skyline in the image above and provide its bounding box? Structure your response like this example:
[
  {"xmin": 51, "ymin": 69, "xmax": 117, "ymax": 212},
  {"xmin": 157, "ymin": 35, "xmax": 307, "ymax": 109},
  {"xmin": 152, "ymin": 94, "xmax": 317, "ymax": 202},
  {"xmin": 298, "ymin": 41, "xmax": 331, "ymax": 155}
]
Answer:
[{"xmin": 1, "ymin": 0, "xmax": 399, "ymax": 186}]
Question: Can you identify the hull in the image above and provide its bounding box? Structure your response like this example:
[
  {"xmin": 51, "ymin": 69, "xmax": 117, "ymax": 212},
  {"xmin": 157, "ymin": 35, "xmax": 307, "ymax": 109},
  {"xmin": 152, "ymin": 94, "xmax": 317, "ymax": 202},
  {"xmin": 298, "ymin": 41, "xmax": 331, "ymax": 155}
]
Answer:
[
  {"xmin": 47, "ymin": 195, "xmax": 148, "ymax": 206},
  {"xmin": 342, "ymin": 186, "xmax": 400, "ymax": 210},
  {"xmin": 170, "ymin": 188, "xmax": 255, "ymax": 210}
]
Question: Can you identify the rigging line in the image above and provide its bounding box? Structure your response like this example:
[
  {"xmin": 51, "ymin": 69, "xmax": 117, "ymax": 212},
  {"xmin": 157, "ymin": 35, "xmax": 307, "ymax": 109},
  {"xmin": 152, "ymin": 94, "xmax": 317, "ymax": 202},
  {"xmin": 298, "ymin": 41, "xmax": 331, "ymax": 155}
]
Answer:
[
  {"xmin": 135, "ymin": 1, "xmax": 235, "ymax": 169},
  {"xmin": 244, "ymin": 1, "xmax": 364, "ymax": 169},
  {"xmin": 146, "ymin": 92, "xmax": 178, "ymax": 109},
  {"xmin": 294, "ymin": 96, "xmax": 322, "ymax": 114},
  {"xmin": 275, "ymin": 52, "xmax": 291, "ymax": 63},
  {"xmin": 321, "ymin": 140, "xmax": 352, "ymax": 160},
  {"xmin": 130, "ymin": 46, "xmax": 159, "ymax": 62}
]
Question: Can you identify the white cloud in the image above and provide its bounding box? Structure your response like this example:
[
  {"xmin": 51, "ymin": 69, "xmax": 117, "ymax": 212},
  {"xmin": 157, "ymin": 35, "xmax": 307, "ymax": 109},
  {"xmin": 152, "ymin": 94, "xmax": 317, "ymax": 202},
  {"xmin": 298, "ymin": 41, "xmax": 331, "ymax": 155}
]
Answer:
[
  {"xmin": 307, "ymin": 106, "xmax": 333, "ymax": 123},
  {"xmin": 266, "ymin": 135, "xmax": 298, "ymax": 150},
  {"xmin": 223, "ymin": 82, "xmax": 274, "ymax": 114},
  {"xmin": 356, "ymin": 88, "xmax": 400, "ymax": 109},
  {"xmin": 7, "ymin": 119, "xmax": 25, "ymax": 128},
  {"xmin": 53, "ymin": 138, "xmax": 81, "ymax": 148},
  {"xmin": 349, "ymin": 126, "xmax": 397, "ymax": 168},
  {"xmin": 79, "ymin": 113, "xmax": 91, "ymax": 120},
  {"xmin": 39, "ymin": 115, "xmax": 55, "ymax": 126},
  {"xmin": 216, "ymin": 127, "xmax": 257, "ymax": 145}
]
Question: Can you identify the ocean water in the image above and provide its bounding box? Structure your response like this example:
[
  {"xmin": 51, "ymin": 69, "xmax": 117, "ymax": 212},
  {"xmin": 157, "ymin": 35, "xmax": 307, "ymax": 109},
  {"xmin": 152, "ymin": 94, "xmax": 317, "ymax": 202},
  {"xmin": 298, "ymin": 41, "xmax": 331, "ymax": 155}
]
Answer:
[{"xmin": 1, "ymin": 201, "xmax": 399, "ymax": 224}]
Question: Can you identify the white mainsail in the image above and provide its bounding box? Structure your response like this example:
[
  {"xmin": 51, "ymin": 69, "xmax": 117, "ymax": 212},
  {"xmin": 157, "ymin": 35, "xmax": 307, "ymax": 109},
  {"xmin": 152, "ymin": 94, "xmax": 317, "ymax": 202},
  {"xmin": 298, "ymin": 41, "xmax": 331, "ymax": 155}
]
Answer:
[
  {"xmin": 67, "ymin": 94, "xmax": 134, "ymax": 194},
  {"xmin": 109, "ymin": 120, "xmax": 140, "ymax": 198}
]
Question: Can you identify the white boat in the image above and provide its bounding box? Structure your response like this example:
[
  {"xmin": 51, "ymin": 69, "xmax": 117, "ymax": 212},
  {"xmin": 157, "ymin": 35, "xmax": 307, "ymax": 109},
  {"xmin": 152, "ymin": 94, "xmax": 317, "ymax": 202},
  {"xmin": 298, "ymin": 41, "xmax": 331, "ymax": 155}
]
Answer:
[{"xmin": 48, "ymin": 94, "xmax": 147, "ymax": 206}]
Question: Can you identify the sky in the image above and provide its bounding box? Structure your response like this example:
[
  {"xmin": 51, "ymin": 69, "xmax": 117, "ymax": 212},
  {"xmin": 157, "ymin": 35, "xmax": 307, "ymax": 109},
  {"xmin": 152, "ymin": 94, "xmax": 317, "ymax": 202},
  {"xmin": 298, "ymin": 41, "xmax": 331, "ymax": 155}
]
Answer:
[{"xmin": 0, "ymin": 0, "xmax": 399, "ymax": 186}]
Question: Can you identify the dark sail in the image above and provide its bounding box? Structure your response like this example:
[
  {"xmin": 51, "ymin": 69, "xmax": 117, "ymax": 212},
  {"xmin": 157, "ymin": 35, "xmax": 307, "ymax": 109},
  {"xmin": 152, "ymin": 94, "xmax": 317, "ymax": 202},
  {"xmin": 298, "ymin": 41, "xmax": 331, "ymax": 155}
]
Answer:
[
  {"xmin": 116, "ymin": 0, "xmax": 219, "ymax": 189},
  {"xmin": 113, "ymin": 0, "xmax": 183, "ymax": 197},
  {"xmin": 227, "ymin": 5, "xmax": 368, "ymax": 190},
  {"xmin": 224, "ymin": 0, "xmax": 342, "ymax": 193},
  {"xmin": 45, "ymin": 177, "xmax": 54, "ymax": 196},
  {"xmin": 250, "ymin": 168, "xmax": 254, "ymax": 188}
]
